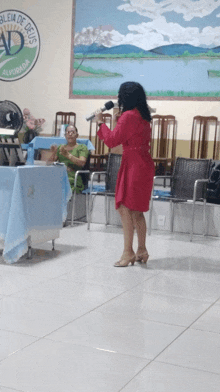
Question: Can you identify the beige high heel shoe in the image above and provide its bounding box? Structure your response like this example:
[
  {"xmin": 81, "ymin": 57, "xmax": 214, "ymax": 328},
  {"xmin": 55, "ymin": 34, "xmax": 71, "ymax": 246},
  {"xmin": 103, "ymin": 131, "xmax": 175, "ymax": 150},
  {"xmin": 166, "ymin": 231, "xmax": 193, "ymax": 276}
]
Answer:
[
  {"xmin": 135, "ymin": 251, "xmax": 149, "ymax": 264},
  {"xmin": 114, "ymin": 255, "xmax": 136, "ymax": 267}
]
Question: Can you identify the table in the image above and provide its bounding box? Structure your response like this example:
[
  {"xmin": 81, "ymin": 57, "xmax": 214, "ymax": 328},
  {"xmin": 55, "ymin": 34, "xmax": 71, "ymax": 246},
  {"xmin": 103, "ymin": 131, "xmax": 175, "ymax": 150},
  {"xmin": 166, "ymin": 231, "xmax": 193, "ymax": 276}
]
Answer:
[
  {"xmin": 21, "ymin": 137, "xmax": 95, "ymax": 153},
  {"xmin": 0, "ymin": 165, "xmax": 72, "ymax": 263}
]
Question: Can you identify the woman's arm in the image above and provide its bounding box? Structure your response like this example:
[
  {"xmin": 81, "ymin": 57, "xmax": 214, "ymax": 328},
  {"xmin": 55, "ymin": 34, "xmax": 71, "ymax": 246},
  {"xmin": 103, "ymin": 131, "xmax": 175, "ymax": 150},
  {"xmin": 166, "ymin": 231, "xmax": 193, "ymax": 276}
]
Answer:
[
  {"xmin": 47, "ymin": 144, "xmax": 58, "ymax": 162},
  {"xmin": 67, "ymin": 154, "xmax": 86, "ymax": 167},
  {"xmin": 96, "ymin": 111, "xmax": 135, "ymax": 148},
  {"xmin": 59, "ymin": 145, "xmax": 86, "ymax": 167}
]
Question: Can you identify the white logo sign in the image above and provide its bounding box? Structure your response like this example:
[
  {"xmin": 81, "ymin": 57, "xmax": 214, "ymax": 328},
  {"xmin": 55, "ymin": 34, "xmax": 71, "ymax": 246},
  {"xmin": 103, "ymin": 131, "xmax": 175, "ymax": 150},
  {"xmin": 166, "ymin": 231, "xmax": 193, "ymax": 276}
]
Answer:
[{"xmin": 0, "ymin": 10, "xmax": 40, "ymax": 81}]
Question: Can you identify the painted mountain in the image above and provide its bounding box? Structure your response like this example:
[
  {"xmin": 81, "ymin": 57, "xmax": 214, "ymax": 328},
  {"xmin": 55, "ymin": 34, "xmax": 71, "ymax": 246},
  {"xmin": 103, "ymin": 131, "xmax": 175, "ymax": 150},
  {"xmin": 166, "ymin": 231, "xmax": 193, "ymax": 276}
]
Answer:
[
  {"xmin": 74, "ymin": 43, "xmax": 150, "ymax": 55},
  {"xmin": 150, "ymin": 44, "xmax": 220, "ymax": 55},
  {"xmin": 74, "ymin": 43, "xmax": 220, "ymax": 56}
]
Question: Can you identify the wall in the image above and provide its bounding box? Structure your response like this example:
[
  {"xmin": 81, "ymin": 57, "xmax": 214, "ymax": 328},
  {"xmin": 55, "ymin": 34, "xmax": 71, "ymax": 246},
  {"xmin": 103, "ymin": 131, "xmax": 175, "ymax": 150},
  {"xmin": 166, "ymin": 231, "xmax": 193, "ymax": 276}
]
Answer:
[{"xmin": 1, "ymin": 0, "xmax": 220, "ymax": 153}]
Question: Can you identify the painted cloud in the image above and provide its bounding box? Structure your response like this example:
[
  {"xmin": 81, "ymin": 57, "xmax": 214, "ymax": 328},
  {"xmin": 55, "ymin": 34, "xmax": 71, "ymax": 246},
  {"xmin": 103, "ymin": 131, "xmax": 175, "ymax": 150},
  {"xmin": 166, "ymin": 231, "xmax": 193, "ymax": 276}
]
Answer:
[
  {"xmin": 118, "ymin": 0, "xmax": 220, "ymax": 21},
  {"xmin": 75, "ymin": 0, "xmax": 220, "ymax": 50}
]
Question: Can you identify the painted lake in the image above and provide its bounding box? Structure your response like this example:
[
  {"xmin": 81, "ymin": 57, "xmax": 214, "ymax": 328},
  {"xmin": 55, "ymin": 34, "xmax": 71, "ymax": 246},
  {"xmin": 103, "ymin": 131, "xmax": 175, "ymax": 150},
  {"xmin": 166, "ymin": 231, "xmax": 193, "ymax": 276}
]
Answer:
[{"xmin": 72, "ymin": 58, "xmax": 220, "ymax": 96}]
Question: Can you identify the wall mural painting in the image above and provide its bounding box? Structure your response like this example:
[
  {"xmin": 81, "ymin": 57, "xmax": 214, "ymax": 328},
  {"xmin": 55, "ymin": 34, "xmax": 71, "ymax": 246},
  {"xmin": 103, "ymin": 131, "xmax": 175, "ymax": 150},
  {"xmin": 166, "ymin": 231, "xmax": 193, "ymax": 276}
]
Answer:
[{"xmin": 70, "ymin": 0, "xmax": 220, "ymax": 99}]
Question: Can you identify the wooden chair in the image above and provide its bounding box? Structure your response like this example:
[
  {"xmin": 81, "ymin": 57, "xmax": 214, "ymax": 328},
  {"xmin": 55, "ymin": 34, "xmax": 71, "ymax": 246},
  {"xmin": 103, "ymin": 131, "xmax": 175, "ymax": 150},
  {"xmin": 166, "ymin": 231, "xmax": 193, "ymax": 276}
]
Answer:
[
  {"xmin": 89, "ymin": 113, "xmax": 112, "ymax": 176},
  {"xmin": 151, "ymin": 115, "xmax": 177, "ymax": 176},
  {"xmin": 190, "ymin": 116, "xmax": 220, "ymax": 160},
  {"xmin": 54, "ymin": 111, "xmax": 76, "ymax": 136}
]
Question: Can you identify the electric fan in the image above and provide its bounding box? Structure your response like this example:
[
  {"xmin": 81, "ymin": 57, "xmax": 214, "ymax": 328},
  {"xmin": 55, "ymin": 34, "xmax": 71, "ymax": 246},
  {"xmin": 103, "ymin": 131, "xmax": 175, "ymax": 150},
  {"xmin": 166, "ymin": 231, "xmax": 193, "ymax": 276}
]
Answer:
[
  {"xmin": 0, "ymin": 100, "xmax": 23, "ymax": 134},
  {"xmin": 0, "ymin": 101, "xmax": 25, "ymax": 166}
]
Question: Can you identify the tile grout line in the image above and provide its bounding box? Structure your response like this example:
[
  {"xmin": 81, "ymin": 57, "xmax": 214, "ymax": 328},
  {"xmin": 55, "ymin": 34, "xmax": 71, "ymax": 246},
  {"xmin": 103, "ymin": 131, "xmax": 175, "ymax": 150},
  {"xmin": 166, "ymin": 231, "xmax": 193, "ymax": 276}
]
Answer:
[
  {"xmin": 1, "ymin": 270, "xmax": 219, "ymax": 365},
  {"xmin": 1, "ymin": 278, "xmax": 160, "ymax": 364},
  {"xmin": 118, "ymin": 295, "xmax": 220, "ymax": 391},
  {"xmin": 0, "ymin": 385, "xmax": 25, "ymax": 392},
  {"xmin": 1, "ymin": 229, "xmax": 220, "ymax": 390},
  {"xmin": 0, "ymin": 335, "xmax": 43, "ymax": 364},
  {"xmin": 119, "ymin": 359, "xmax": 220, "ymax": 392},
  {"xmin": 155, "ymin": 359, "xmax": 220, "ymax": 376},
  {"xmin": 40, "ymin": 273, "xmax": 162, "ymax": 340}
]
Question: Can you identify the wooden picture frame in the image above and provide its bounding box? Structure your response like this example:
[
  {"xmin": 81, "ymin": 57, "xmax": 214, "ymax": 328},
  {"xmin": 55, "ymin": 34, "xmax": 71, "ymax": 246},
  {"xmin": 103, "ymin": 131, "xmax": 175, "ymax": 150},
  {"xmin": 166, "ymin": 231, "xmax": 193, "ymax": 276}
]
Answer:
[{"xmin": 70, "ymin": 0, "xmax": 220, "ymax": 101}]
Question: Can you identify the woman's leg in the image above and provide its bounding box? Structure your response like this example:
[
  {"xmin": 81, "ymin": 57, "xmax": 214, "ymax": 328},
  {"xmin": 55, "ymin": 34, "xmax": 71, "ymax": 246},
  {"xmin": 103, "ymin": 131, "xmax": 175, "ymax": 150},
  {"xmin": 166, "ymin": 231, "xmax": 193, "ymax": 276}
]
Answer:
[
  {"xmin": 117, "ymin": 204, "xmax": 135, "ymax": 260},
  {"xmin": 131, "ymin": 211, "xmax": 148, "ymax": 255}
]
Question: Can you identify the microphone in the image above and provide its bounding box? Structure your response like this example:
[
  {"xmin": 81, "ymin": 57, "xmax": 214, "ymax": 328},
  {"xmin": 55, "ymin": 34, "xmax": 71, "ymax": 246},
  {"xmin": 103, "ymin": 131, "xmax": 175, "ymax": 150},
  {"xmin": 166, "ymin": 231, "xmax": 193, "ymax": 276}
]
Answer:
[{"xmin": 86, "ymin": 101, "xmax": 114, "ymax": 121}]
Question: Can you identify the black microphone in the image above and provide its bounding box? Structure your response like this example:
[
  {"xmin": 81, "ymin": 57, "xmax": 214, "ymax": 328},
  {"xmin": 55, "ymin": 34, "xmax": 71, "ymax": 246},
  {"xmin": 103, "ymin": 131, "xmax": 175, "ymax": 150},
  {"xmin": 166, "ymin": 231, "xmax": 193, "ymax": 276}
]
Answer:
[{"xmin": 86, "ymin": 101, "xmax": 114, "ymax": 121}]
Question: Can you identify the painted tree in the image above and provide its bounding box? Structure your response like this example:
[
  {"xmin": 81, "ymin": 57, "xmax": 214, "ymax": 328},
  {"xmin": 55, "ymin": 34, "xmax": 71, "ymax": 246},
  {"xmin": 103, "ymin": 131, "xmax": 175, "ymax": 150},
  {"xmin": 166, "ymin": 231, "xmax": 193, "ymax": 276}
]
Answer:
[{"xmin": 73, "ymin": 26, "xmax": 113, "ymax": 76}]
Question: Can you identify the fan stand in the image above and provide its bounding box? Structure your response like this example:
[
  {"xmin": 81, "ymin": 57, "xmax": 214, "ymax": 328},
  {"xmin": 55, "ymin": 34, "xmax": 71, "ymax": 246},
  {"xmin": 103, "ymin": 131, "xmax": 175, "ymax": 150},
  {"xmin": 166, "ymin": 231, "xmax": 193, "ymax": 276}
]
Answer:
[
  {"xmin": 0, "ymin": 135, "xmax": 25, "ymax": 166},
  {"xmin": 0, "ymin": 101, "xmax": 24, "ymax": 165}
]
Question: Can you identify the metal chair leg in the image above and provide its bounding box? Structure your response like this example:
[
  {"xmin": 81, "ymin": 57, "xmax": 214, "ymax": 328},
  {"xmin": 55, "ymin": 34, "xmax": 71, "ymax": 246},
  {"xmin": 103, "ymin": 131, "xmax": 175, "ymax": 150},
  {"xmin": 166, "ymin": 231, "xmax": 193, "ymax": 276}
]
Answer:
[
  {"xmin": 203, "ymin": 199, "xmax": 207, "ymax": 237},
  {"xmin": 87, "ymin": 192, "xmax": 91, "ymax": 230},
  {"xmin": 87, "ymin": 172, "xmax": 95, "ymax": 230},
  {"xmin": 170, "ymin": 200, "xmax": 174, "ymax": 232},
  {"xmin": 71, "ymin": 170, "xmax": 90, "ymax": 227},
  {"xmin": 26, "ymin": 236, "xmax": 32, "ymax": 259},
  {"xmin": 190, "ymin": 202, "xmax": 195, "ymax": 242},
  {"xmin": 71, "ymin": 171, "xmax": 78, "ymax": 227},
  {"xmin": 27, "ymin": 246, "xmax": 32, "ymax": 259},
  {"xmin": 148, "ymin": 179, "xmax": 157, "ymax": 236},
  {"xmin": 87, "ymin": 171, "xmax": 107, "ymax": 230},
  {"xmin": 148, "ymin": 197, "xmax": 153, "ymax": 235},
  {"xmin": 190, "ymin": 182, "xmax": 197, "ymax": 242},
  {"xmin": 190, "ymin": 178, "xmax": 209, "ymax": 241},
  {"xmin": 86, "ymin": 193, "xmax": 89, "ymax": 223},
  {"xmin": 105, "ymin": 194, "xmax": 108, "ymax": 226},
  {"xmin": 71, "ymin": 191, "xmax": 76, "ymax": 227}
]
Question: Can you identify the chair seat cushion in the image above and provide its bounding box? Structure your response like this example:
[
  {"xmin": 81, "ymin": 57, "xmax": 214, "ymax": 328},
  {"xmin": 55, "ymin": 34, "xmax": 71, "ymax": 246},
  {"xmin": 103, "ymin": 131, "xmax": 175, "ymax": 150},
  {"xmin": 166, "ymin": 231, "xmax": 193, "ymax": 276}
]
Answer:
[
  {"xmin": 153, "ymin": 190, "xmax": 171, "ymax": 198},
  {"xmin": 82, "ymin": 185, "xmax": 106, "ymax": 194}
]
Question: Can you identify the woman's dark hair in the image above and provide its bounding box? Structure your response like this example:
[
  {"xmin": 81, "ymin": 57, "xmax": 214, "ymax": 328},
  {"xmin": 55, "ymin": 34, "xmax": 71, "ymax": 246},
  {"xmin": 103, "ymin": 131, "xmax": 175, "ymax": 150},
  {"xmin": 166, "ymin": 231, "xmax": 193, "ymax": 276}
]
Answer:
[{"xmin": 118, "ymin": 81, "xmax": 152, "ymax": 122}]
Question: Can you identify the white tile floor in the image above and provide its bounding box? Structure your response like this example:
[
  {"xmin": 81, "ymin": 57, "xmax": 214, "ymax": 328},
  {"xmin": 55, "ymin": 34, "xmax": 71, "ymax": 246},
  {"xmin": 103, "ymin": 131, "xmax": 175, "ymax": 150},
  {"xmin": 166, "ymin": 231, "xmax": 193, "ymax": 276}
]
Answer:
[{"xmin": 1, "ymin": 223, "xmax": 220, "ymax": 392}]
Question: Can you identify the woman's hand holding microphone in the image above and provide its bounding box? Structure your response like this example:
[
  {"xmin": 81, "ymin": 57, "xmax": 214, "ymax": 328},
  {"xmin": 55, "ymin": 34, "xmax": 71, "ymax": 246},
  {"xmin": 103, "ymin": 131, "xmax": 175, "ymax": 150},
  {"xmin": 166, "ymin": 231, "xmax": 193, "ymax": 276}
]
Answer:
[
  {"xmin": 95, "ymin": 109, "xmax": 121, "ymax": 127},
  {"xmin": 95, "ymin": 110, "xmax": 104, "ymax": 126}
]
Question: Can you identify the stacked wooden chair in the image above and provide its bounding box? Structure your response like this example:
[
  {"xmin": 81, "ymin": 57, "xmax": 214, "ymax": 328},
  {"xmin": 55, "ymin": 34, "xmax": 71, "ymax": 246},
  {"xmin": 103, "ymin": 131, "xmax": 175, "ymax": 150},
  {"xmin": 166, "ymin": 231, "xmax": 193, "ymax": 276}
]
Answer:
[
  {"xmin": 54, "ymin": 111, "xmax": 76, "ymax": 136},
  {"xmin": 151, "ymin": 115, "xmax": 177, "ymax": 176},
  {"xmin": 190, "ymin": 116, "xmax": 220, "ymax": 160}
]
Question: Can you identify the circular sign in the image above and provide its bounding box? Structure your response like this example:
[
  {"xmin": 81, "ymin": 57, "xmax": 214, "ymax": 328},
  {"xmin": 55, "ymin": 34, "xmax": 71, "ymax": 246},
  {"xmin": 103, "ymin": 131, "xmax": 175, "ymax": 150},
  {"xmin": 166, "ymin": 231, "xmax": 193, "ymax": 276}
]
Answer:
[{"xmin": 0, "ymin": 10, "xmax": 40, "ymax": 81}]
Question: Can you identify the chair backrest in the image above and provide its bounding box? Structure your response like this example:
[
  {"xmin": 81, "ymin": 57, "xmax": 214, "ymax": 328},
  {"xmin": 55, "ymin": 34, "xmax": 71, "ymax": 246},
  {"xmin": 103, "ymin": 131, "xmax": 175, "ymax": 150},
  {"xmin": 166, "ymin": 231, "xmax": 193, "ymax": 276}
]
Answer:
[
  {"xmin": 171, "ymin": 157, "xmax": 212, "ymax": 200},
  {"xmin": 55, "ymin": 112, "xmax": 76, "ymax": 136},
  {"xmin": 105, "ymin": 153, "xmax": 122, "ymax": 193},
  {"xmin": 89, "ymin": 113, "xmax": 112, "ymax": 155},
  {"xmin": 190, "ymin": 116, "xmax": 219, "ymax": 159},
  {"xmin": 151, "ymin": 115, "xmax": 177, "ymax": 160}
]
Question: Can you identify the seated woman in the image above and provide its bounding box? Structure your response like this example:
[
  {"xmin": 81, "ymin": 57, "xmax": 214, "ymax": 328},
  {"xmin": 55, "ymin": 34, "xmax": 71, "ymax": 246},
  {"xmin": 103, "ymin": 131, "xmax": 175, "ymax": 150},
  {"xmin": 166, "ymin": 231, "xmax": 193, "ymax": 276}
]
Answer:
[{"xmin": 48, "ymin": 124, "xmax": 89, "ymax": 193}]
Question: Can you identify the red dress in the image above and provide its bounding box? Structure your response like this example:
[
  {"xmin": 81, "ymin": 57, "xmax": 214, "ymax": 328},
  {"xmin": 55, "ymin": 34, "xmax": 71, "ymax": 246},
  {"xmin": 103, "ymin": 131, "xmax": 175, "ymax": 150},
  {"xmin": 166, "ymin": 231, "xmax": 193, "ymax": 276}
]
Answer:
[{"xmin": 97, "ymin": 108, "xmax": 155, "ymax": 212}]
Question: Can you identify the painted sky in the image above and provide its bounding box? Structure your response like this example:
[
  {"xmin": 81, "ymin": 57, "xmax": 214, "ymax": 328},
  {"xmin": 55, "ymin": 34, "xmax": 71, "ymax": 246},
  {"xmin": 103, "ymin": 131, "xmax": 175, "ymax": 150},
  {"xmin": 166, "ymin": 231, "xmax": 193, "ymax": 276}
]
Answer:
[{"xmin": 74, "ymin": 0, "xmax": 220, "ymax": 50}]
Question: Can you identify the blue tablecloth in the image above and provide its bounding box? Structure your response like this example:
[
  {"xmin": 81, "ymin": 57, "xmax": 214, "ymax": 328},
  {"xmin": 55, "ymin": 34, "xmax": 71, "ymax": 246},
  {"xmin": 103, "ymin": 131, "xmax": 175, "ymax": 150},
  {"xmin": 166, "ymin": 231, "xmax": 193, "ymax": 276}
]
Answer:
[
  {"xmin": 21, "ymin": 137, "xmax": 95, "ymax": 151},
  {"xmin": 0, "ymin": 165, "xmax": 72, "ymax": 264}
]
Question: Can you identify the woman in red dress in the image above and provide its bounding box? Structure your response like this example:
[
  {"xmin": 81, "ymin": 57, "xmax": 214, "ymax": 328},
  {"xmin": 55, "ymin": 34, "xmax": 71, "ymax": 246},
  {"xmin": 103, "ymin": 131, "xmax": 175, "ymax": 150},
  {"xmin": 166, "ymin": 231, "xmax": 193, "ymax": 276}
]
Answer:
[{"xmin": 95, "ymin": 82, "xmax": 155, "ymax": 267}]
